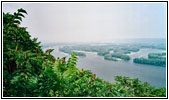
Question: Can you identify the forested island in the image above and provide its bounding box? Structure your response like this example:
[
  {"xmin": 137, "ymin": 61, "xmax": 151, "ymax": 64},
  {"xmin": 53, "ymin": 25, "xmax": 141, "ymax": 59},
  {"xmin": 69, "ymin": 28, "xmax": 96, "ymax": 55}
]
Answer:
[
  {"xmin": 133, "ymin": 53, "xmax": 166, "ymax": 67},
  {"xmin": 59, "ymin": 45, "xmax": 138, "ymax": 61},
  {"xmin": 104, "ymin": 53, "xmax": 130, "ymax": 61},
  {"xmin": 59, "ymin": 44, "xmax": 166, "ymax": 65},
  {"xmin": 3, "ymin": 9, "xmax": 166, "ymax": 97},
  {"xmin": 104, "ymin": 54, "xmax": 118, "ymax": 61},
  {"xmin": 59, "ymin": 46, "xmax": 86, "ymax": 57}
]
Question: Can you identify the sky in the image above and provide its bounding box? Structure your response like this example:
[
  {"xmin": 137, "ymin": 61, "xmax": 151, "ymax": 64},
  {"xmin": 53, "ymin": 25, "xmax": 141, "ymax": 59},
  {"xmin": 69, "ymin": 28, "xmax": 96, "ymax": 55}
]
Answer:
[{"xmin": 3, "ymin": 2, "xmax": 167, "ymax": 43}]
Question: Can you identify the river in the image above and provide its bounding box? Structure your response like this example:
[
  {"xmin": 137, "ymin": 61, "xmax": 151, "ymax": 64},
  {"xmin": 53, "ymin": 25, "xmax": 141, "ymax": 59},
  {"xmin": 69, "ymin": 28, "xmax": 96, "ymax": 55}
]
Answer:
[{"xmin": 44, "ymin": 46, "xmax": 166, "ymax": 88}]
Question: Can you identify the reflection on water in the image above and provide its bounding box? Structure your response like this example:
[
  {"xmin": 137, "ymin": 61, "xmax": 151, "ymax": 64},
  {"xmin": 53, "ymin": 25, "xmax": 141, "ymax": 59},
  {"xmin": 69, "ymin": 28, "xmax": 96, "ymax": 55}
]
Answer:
[{"xmin": 44, "ymin": 46, "xmax": 166, "ymax": 88}]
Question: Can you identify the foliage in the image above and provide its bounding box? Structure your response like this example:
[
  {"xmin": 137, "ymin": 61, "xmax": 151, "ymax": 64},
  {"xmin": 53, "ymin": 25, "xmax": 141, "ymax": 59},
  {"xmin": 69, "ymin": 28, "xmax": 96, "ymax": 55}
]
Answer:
[
  {"xmin": 3, "ymin": 9, "xmax": 166, "ymax": 97},
  {"xmin": 97, "ymin": 50, "xmax": 110, "ymax": 56},
  {"xmin": 140, "ymin": 43, "xmax": 166, "ymax": 50},
  {"xmin": 104, "ymin": 54, "xmax": 118, "ymax": 61},
  {"xmin": 3, "ymin": 9, "xmax": 44, "ymax": 97},
  {"xmin": 110, "ymin": 53, "xmax": 130, "ymax": 61},
  {"xmin": 133, "ymin": 53, "xmax": 166, "ymax": 67},
  {"xmin": 59, "ymin": 47, "xmax": 86, "ymax": 57},
  {"xmin": 59, "ymin": 45, "xmax": 132, "ymax": 61},
  {"xmin": 73, "ymin": 51, "xmax": 86, "ymax": 57},
  {"xmin": 113, "ymin": 47, "xmax": 139, "ymax": 54},
  {"xmin": 148, "ymin": 53, "xmax": 166, "ymax": 60}
]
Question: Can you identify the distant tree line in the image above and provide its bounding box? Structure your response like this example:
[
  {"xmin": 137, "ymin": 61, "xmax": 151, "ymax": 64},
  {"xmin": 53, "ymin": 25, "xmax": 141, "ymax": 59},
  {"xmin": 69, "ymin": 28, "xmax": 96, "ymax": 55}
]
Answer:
[{"xmin": 133, "ymin": 53, "xmax": 166, "ymax": 67}]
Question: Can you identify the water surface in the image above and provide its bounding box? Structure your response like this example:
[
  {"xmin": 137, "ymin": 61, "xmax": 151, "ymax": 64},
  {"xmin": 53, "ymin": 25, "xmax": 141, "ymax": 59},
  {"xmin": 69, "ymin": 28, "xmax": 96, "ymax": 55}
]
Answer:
[{"xmin": 45, "ymin": 46, "xmax": 166, "ymax": 88}]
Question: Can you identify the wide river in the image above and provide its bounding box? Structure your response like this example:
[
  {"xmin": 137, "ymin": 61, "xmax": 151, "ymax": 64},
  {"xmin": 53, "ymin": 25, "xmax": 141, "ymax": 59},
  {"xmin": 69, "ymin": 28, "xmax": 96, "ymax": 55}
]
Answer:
[{"xmin": 44, "ymin": 46, "xmax": 166, "ymax": 88}]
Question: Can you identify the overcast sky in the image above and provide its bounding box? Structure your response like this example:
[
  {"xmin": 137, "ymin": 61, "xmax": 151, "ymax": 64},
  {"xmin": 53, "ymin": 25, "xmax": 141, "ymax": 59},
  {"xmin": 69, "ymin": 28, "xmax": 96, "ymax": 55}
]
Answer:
[{"xmin": 3, "ymin": 2, "xmax": 166, "ymax": 43}]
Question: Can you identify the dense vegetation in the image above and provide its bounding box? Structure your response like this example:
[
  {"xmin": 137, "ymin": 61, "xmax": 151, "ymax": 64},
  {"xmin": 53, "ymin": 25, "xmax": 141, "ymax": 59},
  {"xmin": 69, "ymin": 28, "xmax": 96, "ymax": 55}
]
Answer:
[
  {"xmin": 113, "ymin": 47, "xmax": 139, "ymax": 54},
  {"xmin": 110, "ymin": 53, "xmax": 130, "ymax": 61},
  {"xmin": 133, "ymin": 53, "xmax": 166, "ymax": 67},
  {"xmin": 148, "ymin": 53, "xmax": 166, "ymax": 60},
  {"xmin": 104, "ymin": 53, "xmax": 130, "ymax": 61},
  {"xmin": 73, "ymin": 51, "xmax": 86, "ymax": 57},
  {"xmin": 97, "ymin": 50, "xmax": 110, "ymax": 56},
  {"xmin": 59, "ymin": 45, "xmax": 135, "ymax": 61},
  {"xmin": 139, "ymin": 43, "xmax": 166, "ymax": 50},
  {"xmin": 3, "ymin": 9, "xmax": 166, "ymax": 97},
  {"xmin": 59, "ymin": 46, "xmax": 86, "ymax": 57},
  {"xmin": 104, "ymin": 54, "xmax": 118, "ymax": 61}
]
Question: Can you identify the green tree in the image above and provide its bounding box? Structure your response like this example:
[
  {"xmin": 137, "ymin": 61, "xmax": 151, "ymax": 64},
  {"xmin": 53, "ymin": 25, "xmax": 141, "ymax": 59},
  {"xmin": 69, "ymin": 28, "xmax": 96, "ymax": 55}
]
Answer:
[{"xmin": 3, "ymin": 8, "xmax": 166, "ymax": 97}]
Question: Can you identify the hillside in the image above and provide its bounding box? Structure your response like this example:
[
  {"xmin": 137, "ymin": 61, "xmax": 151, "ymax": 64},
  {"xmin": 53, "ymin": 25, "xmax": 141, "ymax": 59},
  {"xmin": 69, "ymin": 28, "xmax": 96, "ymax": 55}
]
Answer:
[{"xmin": 3, "ymin": 9, "xmax": 166, "ymax": 97}]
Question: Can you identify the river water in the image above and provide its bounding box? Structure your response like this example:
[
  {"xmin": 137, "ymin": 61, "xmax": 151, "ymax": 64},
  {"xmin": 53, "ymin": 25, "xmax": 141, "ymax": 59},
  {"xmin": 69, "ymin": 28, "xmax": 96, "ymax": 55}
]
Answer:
[{"xmin": 45, "ymin": 46, "xmax": 166, "ymax": 88}]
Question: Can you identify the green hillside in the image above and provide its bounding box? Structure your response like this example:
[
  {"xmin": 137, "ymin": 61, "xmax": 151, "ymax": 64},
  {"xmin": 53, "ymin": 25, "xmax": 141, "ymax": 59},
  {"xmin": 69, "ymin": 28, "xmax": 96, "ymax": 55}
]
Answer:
[{"xmin": 3, "ymin": 9, "xmax": 166, "ymax": 97}]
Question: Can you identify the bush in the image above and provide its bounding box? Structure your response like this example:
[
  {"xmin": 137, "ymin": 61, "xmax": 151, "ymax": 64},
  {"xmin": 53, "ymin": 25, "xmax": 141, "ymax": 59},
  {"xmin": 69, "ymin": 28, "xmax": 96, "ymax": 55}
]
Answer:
[{"xmin": 3, "ymin": 8, "xmax": 166, "ymax": 97}]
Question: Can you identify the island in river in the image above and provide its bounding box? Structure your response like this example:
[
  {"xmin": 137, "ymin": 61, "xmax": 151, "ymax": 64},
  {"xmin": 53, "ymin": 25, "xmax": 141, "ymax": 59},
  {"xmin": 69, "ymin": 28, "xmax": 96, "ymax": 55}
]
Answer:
[{"xmin": 42, "ymin": 40, "xmax": 166, "ymax": 88}]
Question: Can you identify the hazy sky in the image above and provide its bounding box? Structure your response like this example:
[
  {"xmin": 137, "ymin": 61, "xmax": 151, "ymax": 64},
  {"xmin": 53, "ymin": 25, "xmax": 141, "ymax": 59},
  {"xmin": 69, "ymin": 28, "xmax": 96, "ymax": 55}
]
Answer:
[{"xmin": 3, "ymin": 2, "xmax": 166, "ymax": 43}]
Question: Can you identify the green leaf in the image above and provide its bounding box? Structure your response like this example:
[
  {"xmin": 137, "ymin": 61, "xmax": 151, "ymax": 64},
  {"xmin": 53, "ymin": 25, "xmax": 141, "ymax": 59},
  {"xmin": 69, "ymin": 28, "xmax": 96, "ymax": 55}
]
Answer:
[
  {"xmin": 18, "ymin": 13, "xmax": 25, "ymax": 18},
  {"xmin": 14, "ymin": 20, "xmax": 20, "ymax": 24},
  {"xmin": 15, "ymin": 16, "xmax": 22, "ymax": 21},
  {"xmin": 18, "ymin": 8, "xmax": 27, "ymax": 14}
]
